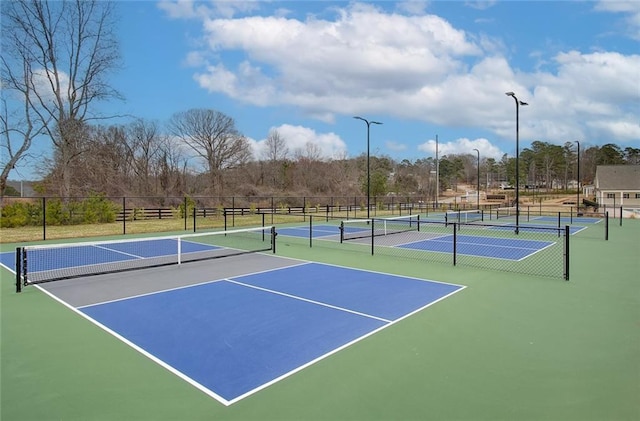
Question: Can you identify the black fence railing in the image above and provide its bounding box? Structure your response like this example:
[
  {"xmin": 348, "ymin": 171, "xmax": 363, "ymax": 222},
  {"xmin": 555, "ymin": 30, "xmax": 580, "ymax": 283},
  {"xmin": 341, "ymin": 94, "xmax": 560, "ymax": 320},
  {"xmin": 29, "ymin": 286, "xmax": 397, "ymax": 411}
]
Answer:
[{"xmin": 0, "ymin": 195, "xmax": 622, "ymax": 243}]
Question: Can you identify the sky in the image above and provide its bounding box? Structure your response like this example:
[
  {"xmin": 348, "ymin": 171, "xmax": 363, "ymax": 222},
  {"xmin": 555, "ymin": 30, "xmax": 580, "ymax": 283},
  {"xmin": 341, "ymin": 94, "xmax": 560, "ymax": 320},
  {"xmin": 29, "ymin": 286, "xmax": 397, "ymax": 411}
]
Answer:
[{"xmin": 8, "ymin": 0, "xmax": 640, "ymax": 179}]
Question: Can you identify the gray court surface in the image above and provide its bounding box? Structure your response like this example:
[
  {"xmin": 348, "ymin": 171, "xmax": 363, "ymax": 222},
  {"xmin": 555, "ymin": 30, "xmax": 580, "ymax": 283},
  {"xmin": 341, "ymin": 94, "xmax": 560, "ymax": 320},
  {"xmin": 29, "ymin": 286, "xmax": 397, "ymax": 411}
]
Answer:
[{"xmin": 40, "ymin": 253, "xmax": 302, "ymax": 308}]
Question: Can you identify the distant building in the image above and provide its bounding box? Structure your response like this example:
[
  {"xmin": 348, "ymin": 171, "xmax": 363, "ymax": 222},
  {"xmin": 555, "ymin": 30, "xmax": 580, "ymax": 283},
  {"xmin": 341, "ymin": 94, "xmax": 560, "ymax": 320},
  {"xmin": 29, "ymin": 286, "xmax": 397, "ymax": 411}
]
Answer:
[{"xmin": 594, "ymin": 165, "xmax": 640, "ymax": 208}]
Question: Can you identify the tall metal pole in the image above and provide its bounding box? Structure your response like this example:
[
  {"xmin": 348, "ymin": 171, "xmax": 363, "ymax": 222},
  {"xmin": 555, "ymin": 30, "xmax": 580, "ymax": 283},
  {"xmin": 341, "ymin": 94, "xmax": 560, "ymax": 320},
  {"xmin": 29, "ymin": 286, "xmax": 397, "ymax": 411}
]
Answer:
[
  {"xmin": 575, "ymin": 140, "xmax": 580, "ymax": 213},
  {"xmin": 436, "ymin": 134, "xmax": 439, "ymax": 208},
  {"xmin": 473, "ymin": 148, "xmax": 480, "ymax": 208},
  {"xmin": 354, "ymin": 116, "xmax": 382, "ymax": 219},
  {"xmin": 505, "ymin": 92, "xmax": 528, "ymax": 234}
]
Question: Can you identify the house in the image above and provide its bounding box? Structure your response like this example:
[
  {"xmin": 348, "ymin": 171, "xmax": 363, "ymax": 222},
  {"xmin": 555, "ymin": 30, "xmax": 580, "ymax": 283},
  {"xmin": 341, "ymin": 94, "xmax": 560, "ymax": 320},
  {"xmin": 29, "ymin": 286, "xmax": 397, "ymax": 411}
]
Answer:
[{"xmin": 593, "ymin": 165, "xmax": 640, "ymax": 209}]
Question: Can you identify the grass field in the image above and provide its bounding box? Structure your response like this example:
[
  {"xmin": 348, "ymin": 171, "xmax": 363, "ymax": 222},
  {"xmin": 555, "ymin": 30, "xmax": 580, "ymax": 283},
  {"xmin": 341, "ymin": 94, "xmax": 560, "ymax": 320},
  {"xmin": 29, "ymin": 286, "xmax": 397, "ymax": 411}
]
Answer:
[{"xmin": 1, "ymin": 218, "xmax": 638, "ymax": 420}]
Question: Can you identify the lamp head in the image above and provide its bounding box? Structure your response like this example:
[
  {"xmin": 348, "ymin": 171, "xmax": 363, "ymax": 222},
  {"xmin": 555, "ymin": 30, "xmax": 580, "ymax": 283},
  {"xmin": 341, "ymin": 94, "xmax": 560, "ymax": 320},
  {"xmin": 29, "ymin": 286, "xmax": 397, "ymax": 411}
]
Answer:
[{"xmin": 505, "ymin": 92, "xmax": 515, "ymax": 97}]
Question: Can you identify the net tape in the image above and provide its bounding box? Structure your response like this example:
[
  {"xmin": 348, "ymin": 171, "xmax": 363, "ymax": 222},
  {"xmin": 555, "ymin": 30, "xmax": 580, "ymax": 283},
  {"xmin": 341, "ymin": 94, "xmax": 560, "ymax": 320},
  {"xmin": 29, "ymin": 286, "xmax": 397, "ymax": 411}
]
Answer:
[
  {"xmin": 340, "ymin": 215, "xmax": 420, "ymax": 242},
  {"xmin": 17, "ymin": 226, "xmax": 275, "ymax": 286}
]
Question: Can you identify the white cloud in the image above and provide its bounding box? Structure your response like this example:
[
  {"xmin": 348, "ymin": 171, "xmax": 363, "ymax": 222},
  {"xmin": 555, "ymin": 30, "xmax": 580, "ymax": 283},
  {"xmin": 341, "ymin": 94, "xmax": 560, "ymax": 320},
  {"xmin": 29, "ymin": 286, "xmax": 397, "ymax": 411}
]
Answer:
[
  {"xmin": 192, "ymin": 4, "xmax": 481, "ymax": 121},
  {"xmin": 594, "ymin": 0, "xmax": 640, "ymax": 40},
  {"xmin": 396, "ymin": 1, "xmax": 430, "ymax": 15},
  {"xmin": 158, "ymin": 0, "xmax": 260, "ymax": 20},
  {"xmin": 418, "ymin": 137, "xmax": 505, "ymax": 160},
  {"xmin": 386, "ymin": 141, "xmax": 408, "ymax": 152},
  {"xmin": 464, "ymin": 1, "xmax": 498, "ymax": 11},
  {"xmin": 251, "ymin": 124, "xmax": 348, "ymax": 160},
  {"xmin": 168, "ymin": 2, "xmax": 639, "ymax": 149}
]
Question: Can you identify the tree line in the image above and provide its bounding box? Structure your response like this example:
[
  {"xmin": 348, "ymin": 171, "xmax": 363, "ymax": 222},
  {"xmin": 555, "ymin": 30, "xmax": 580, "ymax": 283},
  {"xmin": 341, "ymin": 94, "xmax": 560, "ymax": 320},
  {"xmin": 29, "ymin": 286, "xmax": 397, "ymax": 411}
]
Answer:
[{"xmin": 2, "ymin": 1, "xmax": 638, "ymax": 203}]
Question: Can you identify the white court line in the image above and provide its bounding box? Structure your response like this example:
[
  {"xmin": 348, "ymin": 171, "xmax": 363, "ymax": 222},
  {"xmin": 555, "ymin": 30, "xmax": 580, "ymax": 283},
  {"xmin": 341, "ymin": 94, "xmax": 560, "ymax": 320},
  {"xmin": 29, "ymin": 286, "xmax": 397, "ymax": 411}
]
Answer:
[
  {"xmin": 226, "ymin": 278, "xmax": 393, "ymax": 323},
  {"xmin": 19, "ymin": 256, "xmax": 467, "ymax": 407},
  {"xmin": 77, "ymin": 259, "xmax": 311, "ymax": 309}
]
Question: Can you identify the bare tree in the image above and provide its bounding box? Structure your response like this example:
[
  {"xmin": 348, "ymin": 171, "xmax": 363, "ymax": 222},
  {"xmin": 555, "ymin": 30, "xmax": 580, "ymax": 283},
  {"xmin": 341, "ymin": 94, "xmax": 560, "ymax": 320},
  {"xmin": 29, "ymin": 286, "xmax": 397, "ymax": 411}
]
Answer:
[
  {"xmin": 261, "ymin": 129, "xmax": 289, "ymax": 189},
  {"xmin": 168, "ymin": 109, "xmax": 251, "ymax": 196},
  {"xmin": 0, "ymin": 93, "xmax": 47, "ymax": 197},
  {"xmin": 123, "ymin": 119, "xmax": 163, "ymax": 195},
  {"xmin": 262, "ymin": 129, "xmax": 289, "ymax": 162},
  {"xmin": 1, "ymin": 0, "xmax": 121, "ymax": 198}
]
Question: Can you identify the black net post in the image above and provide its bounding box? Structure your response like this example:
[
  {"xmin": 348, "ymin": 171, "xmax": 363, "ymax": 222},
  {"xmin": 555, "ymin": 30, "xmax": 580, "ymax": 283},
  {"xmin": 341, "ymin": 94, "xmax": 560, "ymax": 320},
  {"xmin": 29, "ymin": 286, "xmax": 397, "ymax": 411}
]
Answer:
[
  {"xmin": 309, "ymin": 215, "xmax": 313, "ymax": 248},
  {"xmin": 370, "ymin": 219, "xmax": 375, "ymax": 255},
  {"xmin": 339, "ymin": 222, "xmax": 344, "ymax": 243},
  {"xmin": 570, "ymin": 207, "xmax": 574, "ymax": 224},
  {"xmin": 193, "ymin": 206, "xmax": 197, "ymax": 232},
  {"xmin": 564, "ymin": 225, "xmax": 570, "ymax": 281},
  {"xmin": 452, "ymin": 222, "xmax": 457, "ymax": 266},
  {"xmin": 605, "ymin": 211, "xmax": 609, "ymax": 241},
  {"xmin": 15, "ymin": 247, "xmax": 22, "ymax": 293},
  {"xmin": 271, "ymin": 226, "xmax": 277, "ymax": 253}
]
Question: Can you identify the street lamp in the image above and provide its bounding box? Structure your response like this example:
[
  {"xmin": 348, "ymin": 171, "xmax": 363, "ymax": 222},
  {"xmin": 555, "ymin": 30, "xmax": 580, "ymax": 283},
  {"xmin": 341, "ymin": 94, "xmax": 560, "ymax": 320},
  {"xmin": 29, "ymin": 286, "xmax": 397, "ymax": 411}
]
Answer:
[
  {"xmin": 575, "ymin": 140, "xmax": 580, "ymax": 214},
  {"xmin": 473, "ymin": 148, "xmax": 480, "ymax": 208},
  {"xmin": 505, "ymin": 91, "xmax": 528, "ymax": 234},
  {"xmin": 354, "ymin": 116, "xmax": 383, "ymax": 218}
]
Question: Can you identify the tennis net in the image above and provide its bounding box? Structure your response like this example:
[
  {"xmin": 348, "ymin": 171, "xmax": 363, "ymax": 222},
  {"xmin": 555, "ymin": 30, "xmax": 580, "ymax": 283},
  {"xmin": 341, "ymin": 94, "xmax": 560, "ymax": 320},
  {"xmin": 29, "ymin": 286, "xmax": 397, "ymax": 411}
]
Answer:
[
  {"xmin": 496, "ymin": 206, "xmax": 518, "ymax": 219},
  {"xmin": 445, "ymin": 209, "xmax": 484, "ymax": 225},
  {"xmin": 16, "ymin": 226, "xmax": 275, "ymax": 290},
  {"xmin": 340, "ymin": 215, "xmax": 420, "ymax": 242}
]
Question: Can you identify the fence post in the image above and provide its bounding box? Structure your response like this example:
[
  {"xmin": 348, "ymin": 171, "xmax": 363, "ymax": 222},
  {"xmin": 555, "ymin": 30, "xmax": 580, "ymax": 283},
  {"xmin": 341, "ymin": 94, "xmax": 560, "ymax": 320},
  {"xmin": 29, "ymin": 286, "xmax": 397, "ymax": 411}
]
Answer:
[
  {"xmin": 183, "ymin": 197, "xmax": 187, "ymax": 231},
  {"xmin": 42, "ymin": 197, "xmax": 46, "ymax": 241},
  {"xmin": 122, "ymin": 197, "xmax": 126, "ymax": 235},
  {"xmin": 620, "ymin": 206, "xmax": 623, "ymax": 226},
  {"xmin": 564, "ymin": 225, "xmax": 570, "ymax": 281}
]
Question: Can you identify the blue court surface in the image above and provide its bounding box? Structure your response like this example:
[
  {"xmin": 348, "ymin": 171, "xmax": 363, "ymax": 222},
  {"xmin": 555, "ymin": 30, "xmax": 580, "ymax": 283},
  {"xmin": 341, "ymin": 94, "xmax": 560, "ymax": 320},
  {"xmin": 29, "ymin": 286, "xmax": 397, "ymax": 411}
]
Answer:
[
  {"xmin": 398, "ymin": 234, "xmax": 554, "ymax": 260},
  {"xmin": 488, "ymin": 224, "xmax": 586, "ymax": 235},
  {"xmin": 76, "ymin": 262, "xmax": 463, "ymax": 405},
  {"xmin": 529, "ymin": 215, "xmax": 602, "ymax": 224},
  {"xmin": 1, "ymin": 239, "xmax": 218, "ymax": 272}
]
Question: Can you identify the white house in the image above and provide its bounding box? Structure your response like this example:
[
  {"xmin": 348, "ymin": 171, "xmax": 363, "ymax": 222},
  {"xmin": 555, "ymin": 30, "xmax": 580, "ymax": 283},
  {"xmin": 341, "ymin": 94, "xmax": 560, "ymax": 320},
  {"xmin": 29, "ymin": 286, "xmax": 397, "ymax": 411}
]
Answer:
[{"xmin": 594, "ymin": 165, "xmax": 640, "ymax": 209}]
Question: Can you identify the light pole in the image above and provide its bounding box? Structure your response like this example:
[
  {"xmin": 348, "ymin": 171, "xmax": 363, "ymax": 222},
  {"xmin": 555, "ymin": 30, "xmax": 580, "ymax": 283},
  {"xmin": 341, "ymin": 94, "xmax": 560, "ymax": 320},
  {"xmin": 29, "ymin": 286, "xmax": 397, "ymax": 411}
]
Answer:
[
  {"xmin": 575, "ymin": 140, "xmax": 580, "ymax": 214},
  {"xmin": 473, "ymin": 148, "xmax": 480, "ymax": 208},
  {"xmin": 354, "ymin": 116, "xmax": 383, "ymax": 219},
  {"xmin": 435, "ymin": 134, "xmax": 439, "ymax": 208},
  {"xmin": 505, "ymin": 92, "xmax": 528, "ymax": 234}
]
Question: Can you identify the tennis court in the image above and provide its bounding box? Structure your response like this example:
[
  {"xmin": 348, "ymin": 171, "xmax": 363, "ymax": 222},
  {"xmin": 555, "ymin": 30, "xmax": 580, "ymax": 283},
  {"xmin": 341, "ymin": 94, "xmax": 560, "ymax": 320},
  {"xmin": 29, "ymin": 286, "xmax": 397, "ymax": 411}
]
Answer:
[
  {"xmin": 334, "ymin": 216, "xmax": 557, "ymax": 261},
  {"xmin": 276, "ymin": 224, "xmax": 341, "ymax": 239},
  {"xmin": 488, "ymin": 223, "xmax": 587, "ymax": 235},
  {"xmin": 397, "ymin": 234, "xmax": 554, "ymax": 260},
  {"xmin": 1, "ymin": 234, "xmax": 463, "ymax": 406},
  {"xmin": 2, "ymin": 218, "xmax": 638, "ymax": 421}
]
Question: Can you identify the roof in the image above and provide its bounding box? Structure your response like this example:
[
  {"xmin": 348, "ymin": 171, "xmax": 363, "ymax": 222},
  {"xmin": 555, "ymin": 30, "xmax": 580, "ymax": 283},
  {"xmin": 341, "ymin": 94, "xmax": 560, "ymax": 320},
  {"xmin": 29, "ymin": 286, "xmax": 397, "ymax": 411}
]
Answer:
[{"xmin": 595, "ymin": 165, "xmax": 640, "ymax": 191}]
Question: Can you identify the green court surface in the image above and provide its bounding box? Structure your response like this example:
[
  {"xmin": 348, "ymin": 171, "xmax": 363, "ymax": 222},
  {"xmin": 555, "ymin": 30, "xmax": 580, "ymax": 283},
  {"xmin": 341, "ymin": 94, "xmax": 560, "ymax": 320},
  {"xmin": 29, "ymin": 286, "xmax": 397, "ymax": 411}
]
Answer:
[{"xmin": 1, "ymin": 219, "xmax": 639, "ymax": 421}]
